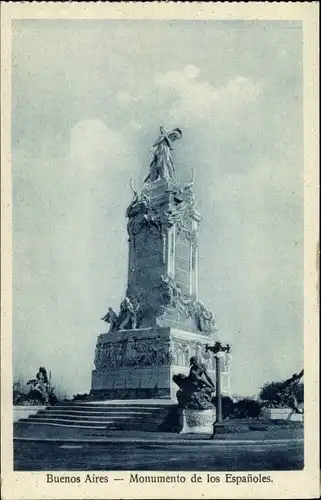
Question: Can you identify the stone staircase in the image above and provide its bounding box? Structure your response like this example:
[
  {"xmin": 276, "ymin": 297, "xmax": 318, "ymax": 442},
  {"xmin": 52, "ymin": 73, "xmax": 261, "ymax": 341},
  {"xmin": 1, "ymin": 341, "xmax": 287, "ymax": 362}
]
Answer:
[{"xmin": 14, "ymin": 400, "xmax": 178, "ymax": 439}]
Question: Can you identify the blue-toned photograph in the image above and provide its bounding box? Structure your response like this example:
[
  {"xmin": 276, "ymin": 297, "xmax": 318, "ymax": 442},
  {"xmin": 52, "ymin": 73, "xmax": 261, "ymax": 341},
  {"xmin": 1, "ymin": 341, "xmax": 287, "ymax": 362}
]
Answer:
[{"xmin": 12, "ymin": 19, "xmax": 304, "ymax": 472}]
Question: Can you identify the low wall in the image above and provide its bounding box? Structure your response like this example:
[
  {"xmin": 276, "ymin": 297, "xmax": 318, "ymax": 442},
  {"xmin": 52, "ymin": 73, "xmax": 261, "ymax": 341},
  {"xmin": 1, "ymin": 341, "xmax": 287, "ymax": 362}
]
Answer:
[
  {"xmin": 13, "ymin": 405, "xmax": 45, "ymax": 422},
  {"xmin": 262, "ymin": 407, "xmax": 303, "ymax": 422}
]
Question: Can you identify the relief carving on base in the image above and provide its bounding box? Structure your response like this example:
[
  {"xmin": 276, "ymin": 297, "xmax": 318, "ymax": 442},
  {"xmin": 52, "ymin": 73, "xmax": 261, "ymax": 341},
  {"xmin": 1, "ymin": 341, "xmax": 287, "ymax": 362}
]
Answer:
[
  {"xmin": 184, "ymin": 409, "xmax": 215, "ymax": 427},
  {"xmin": 94, "ymin": 335, "xmax": 174, "ymax": 370},
  {"xmin": 94, "ymin": 335, "xmax": 213, "ymax": 371}
]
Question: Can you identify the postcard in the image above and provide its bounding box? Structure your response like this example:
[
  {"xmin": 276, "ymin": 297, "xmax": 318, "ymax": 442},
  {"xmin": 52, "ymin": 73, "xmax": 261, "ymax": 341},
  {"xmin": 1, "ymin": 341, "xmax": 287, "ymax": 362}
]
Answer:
[{"xmin": 1, "ymin": 2, "xmax": 319, "ymax": 499}]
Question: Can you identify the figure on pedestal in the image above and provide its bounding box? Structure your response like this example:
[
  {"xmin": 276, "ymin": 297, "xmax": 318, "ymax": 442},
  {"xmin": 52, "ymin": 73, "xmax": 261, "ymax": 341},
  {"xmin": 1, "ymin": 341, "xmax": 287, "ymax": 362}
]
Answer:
[
  {"xmin": 101, "ymin": 307, "xmax": 118, "ymax": 332},
  {"xmin": 25, "ymin": 366, "xmax": 57, "ymax": 405},
  {"xmin": 118, "ymin": 297, "xmax": 140, "ymax": 330},
  {"xmin": 173, "ymin": 356, "xmax": 215, "ymax": 410},
  {"xmin": 101, "ymin": 297, "xmax": 141, "ymax": 332},
  {"xmin": 144, "ymin": 126, "xmax": 182, "ymax": 183}
]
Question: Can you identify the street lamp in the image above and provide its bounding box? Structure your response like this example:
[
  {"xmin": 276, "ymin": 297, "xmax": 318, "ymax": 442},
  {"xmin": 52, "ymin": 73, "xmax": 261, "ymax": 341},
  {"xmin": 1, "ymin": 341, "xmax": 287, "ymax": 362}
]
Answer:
[{"xmin": 205, "ymin": 341, "xmax": 231, "ymax": 438}]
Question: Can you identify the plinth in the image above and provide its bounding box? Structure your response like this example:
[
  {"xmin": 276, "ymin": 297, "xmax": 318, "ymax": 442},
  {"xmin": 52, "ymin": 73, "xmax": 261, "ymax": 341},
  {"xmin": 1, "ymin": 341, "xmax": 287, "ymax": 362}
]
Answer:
[{"xmin": 91, "ymin": 327, "xmax": 217, "ymax": 400}]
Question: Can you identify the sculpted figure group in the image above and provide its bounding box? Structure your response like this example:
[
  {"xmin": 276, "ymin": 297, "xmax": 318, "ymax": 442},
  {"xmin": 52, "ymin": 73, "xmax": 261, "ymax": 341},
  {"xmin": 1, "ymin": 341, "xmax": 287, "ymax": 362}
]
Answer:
[
  {"xmin": 94, "ymin": 331, "xmax": 214, "ymax": 373},
  {"xmin": 94, "ymin": 335, "xmax": 173, "ymax": 371},
  {"xmin": 101, "ymin": 297, "xmax": 140, "ymax": 332},
  {"xmin": 161, "ymin": 275, "xmax": 217, "ymax": 335}
]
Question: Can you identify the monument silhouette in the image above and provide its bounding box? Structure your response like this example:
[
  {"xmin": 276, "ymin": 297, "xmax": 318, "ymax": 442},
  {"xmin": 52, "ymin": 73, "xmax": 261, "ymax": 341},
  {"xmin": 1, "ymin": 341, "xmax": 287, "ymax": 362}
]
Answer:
[{"xmin": 91, "ymin": 127, "xmax": 231, "ymax": 401}]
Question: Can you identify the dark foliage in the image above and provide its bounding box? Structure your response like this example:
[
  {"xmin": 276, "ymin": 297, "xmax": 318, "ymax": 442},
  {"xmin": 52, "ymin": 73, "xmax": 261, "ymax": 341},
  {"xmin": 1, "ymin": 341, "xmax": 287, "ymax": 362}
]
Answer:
[
  {"xmin": 232, "ymin": 398, "xmax": 262, "ymax": 419},
  {"xmin": 212, "ymin": 396, "xmax": 235, "ymax": 419},
  {"xmin": 13, "ymin": 378, "xmax": 60, "ymax": 406},
  {"xmin": 72, "ymin": 393, "xmax": 90, "ymax": 401},
  {"xmin": 259, "ymin": 380, "xmax": 304, "ymax": 408}
]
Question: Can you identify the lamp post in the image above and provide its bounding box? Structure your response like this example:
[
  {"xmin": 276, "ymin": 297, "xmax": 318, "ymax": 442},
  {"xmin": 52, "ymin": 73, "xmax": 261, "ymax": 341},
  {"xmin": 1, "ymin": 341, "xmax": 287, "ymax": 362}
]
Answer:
[{"xmin": 205, "ymin": 341, "xmax": 231, "ymax": 438}]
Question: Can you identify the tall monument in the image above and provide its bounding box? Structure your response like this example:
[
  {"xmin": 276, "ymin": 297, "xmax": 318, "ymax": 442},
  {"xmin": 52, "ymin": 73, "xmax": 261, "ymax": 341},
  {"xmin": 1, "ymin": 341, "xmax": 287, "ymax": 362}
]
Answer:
[{"xmin": 91, "ymin": 127, "xmax": 231, "ymax": 400}]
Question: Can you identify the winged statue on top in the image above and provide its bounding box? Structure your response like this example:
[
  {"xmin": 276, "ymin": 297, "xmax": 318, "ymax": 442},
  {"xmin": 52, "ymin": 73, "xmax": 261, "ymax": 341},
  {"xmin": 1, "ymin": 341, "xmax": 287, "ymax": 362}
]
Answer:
[{"xmin": 144, "ymin": 126, "xmax": 183, "ymax": 183}]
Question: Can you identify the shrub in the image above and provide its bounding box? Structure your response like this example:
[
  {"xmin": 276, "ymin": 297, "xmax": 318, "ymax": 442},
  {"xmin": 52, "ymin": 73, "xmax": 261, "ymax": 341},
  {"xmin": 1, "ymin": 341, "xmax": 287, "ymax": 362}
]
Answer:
[
  {"xmin": 259, "ymin": 380, "xmax": 304, "ymax": 408},
  {"xmin": 72, "ymin": 393, "xmax": 90, "ymax": 401},
  {"xmin": 212, "ymin": 396, "xmax": 235, "ymax": 419},
  {"xmin": 211, "ymin": 396, "xmax": 261, "ymax": 419},
  {"xmin": 259, "ymin": 381, "xmax": 284, "ymax": 404},
  {"xmin": 13, "ymin": 379, "xmax": 28, "ymax": 405},
  {"xmin": 233, "ymin": 398, "xmax": 262, "ymax": 419}
]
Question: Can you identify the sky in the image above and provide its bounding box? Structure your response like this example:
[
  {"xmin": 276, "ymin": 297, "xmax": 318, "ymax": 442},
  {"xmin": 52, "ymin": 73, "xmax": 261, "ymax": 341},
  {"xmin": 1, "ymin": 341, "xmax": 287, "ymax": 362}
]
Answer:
[{"xmin": 12, "ymin": 20, "xmax": 303, "ymax": 397}]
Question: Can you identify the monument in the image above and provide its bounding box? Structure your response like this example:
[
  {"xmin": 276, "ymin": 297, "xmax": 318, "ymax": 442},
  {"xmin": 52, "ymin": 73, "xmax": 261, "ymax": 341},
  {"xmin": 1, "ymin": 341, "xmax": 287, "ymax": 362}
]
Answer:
[{"xmin": 91, "ymin": 126, "xmax": 231, "ymax": 402}]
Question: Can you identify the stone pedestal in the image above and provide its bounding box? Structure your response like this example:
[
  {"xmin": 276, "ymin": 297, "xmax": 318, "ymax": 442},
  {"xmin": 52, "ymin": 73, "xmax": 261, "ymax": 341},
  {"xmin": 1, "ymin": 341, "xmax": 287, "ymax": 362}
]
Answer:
[
  {"xmin": 91, "ymin": 327, "xmax": 221, "ymax": 400},
  {"xmin": 178, "ymin": 408, "xmax": 216, "ymax": 434}
]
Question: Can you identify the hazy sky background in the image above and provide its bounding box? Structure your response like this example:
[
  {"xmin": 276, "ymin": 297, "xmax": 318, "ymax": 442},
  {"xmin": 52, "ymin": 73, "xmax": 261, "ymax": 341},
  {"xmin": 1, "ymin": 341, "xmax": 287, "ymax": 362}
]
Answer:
[{"xmin": 12, "ymin": 20, "xmax": 303, "ymax": 397}]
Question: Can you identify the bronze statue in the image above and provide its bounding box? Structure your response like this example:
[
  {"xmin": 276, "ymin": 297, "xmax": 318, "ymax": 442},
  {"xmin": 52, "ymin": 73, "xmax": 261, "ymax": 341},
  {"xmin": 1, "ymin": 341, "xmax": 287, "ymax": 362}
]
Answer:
[
  {"xmin": 188, "ymin": 356, "xmax": 215, "ymax": 390},
  {"xmin": 26, "ymin": 366, "xmax": 51, "ymax": 404},
  {"xmin": 101, "ymin": 307, "xmax": 118, "ymax": 332},
  {"xmin": 118, "ymin": 297, "xmax": 140, "ymax": 330},
  {"xmin": 173, "ymin": 356, "xmax": 215, "ymax": 410},
  {"xmin": 144, "ymin": 126, "xmax": 182, "ymax": 183},
  {"xmin": 101, "ymin": 297, "xmax": 141, "ymax": 332}
]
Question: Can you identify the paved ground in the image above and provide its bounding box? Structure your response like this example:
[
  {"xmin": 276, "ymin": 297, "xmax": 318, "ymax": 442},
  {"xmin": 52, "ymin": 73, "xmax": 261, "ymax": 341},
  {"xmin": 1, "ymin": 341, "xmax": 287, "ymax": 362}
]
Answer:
[{"xmin": 14, "ymin": 437, "xmax": 303, "ymax": 471}]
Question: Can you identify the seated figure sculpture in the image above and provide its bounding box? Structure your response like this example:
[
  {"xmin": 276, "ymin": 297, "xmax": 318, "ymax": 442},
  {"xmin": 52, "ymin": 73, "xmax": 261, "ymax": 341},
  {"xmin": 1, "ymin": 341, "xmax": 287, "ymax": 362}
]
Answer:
[
  {"xmin": 173, "ymin": 356, "xmax": 215, "ymax": 410},
  {"xmin": 26, "ymin": 366, "xmax": 55, "ymax": 405}
]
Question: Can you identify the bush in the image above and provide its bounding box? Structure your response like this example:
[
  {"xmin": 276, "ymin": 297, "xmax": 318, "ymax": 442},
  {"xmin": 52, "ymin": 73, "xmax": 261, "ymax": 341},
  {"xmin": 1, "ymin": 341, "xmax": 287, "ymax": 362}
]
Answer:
[
  {"xmin": 211, "ymin": 396, "xmax": 261, "ymax": 419},
  {"xmin": 72, "ymin": 393, "xmax": 90, "ymax": 401},
  {"xmin": 212, "ymin": 396, "xmax": 235, "ymax": 419},
  {"xmin": 259, "ymin": 381, "xmax": 284, "ymax": 404},
  {"xmin": 13, "ymin": 379, "xmax": 28, "ymax": 405},
  {"xmin": 259, "ymin": 380, "xmax": 304, "ymax": 408},
  {"xmin": 233, "ymin": 398, "xmax": 262, "ymax": 419}
]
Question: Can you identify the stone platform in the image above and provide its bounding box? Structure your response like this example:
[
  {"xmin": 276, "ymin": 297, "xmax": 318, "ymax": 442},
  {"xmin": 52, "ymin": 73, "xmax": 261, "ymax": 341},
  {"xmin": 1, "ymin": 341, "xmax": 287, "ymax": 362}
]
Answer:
[
  {"xmin": 91, "ymin": 326, "xmax": 231, "ymax": 400},
  {"xmin": 14, "ymin": 399, "xmax": 178, "ymax": 439}
]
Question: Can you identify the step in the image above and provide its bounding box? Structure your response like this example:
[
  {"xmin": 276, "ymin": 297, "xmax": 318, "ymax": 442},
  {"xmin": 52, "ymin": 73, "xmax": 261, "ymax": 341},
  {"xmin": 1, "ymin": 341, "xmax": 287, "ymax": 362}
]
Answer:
[
  {"xmin": 50, "ymin": 405, "xmax": 173, "ymax": 412},
  {"xmin": 14, "ymin": 400, "xmax": 177, "ymax": 436},
  {"xmin": 38, "ymin": 409, "xmax": 154, "ymax": 416},
  {"xmin": 17, "ymin": 419, "xmax": 164, "ymax": 432},
  {"xmin": 23, "ymin": 416, "xmax": 164, "ymax": 427},
  {"xmin": 22, "ymin": 417, "xmax": 127, "ymax": 426},
  {"xmin": 14, "ymin": 422, "xmax": 171, "ymax": 439},
  {"xmin": 30, "ymin": 413, "xmax": 160, "ymax": 422},
  {"xmin": 71, "ymin": 399, "xmax": 174, "ymax": 405},
  {"xmin": 16, "ymin": 420, "xmax": 107, "ymax": 430},
  {"xmin": 21, "ymin": 418, "xmax": 118, "ymax": 428}
]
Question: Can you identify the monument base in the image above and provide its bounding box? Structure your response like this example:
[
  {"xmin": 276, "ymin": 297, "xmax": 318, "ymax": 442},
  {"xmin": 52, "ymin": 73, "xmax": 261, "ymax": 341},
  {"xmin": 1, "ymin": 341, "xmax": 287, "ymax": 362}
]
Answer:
[
  {"xmin": 91, "ymin": 326, "xmax": 218, "ymax": 401},
  {"xmin": 178, "ymin": 408, "xmax": 215, "ymax": 434}
]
